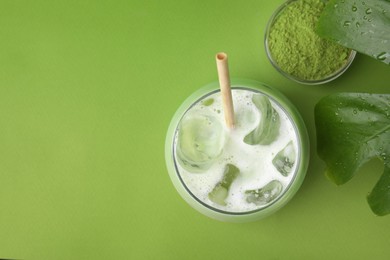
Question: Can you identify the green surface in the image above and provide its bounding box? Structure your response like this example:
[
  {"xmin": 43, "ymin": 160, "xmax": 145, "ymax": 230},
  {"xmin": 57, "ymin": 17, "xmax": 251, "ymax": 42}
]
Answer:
[{"xmin": 0, "ymin": 0, "xmax": 389, "ymax": 259}]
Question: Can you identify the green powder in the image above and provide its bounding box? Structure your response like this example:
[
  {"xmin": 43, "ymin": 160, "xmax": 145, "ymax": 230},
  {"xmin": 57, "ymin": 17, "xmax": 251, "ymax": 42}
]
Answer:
[{"xmin": 268, "ymin": 0, "xmax": 351, "ymax": 81}]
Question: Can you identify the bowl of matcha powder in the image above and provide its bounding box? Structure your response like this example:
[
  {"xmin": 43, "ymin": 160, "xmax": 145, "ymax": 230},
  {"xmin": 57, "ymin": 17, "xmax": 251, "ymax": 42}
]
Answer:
[{"xmin": 265, "ymin": 0, "xmax": 356, "ymax": 85}]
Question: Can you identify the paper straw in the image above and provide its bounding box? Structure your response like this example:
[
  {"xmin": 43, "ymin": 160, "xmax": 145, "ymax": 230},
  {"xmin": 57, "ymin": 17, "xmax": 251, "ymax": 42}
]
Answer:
[{"xmin": 216, "ymin": 52, "xmax": 235, "ymax": 129}]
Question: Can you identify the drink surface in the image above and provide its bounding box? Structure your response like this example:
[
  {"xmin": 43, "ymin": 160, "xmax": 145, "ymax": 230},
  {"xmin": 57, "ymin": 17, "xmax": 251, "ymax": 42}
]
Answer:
[{"xmin": 173, "ymin": 87, "xmax": 299, "ymax": 213}]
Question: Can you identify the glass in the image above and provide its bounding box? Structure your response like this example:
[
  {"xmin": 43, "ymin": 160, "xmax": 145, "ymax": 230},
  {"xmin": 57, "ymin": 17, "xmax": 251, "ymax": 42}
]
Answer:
[
  {"xmin": 165, "ymin": 79, "xmax": 309, "ymax": 222},
  {"xmin": 264, "ymin": 0, "xmax": 356, "ymax": 85}
]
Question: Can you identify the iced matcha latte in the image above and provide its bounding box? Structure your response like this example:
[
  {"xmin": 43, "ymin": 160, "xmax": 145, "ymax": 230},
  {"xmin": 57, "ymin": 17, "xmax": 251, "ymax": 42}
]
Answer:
[{"xmin": 165, "ymin": 79, "xmax": 309, "ymax": 222}]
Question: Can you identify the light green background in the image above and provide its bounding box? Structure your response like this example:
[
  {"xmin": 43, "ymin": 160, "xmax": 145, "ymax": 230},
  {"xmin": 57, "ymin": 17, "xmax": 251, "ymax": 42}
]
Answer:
[{"xmin": 0, "ymin": 0, "xmax": 389, "ymax": 259}]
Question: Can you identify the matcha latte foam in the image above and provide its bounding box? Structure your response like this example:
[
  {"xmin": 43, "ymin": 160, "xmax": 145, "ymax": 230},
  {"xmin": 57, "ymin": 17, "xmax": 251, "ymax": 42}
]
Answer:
[
  {"xmin": 265, "ymin": 0, "xmax": 355, "ymax": 83},
  {"xmin": 165, "ymin": 80, "xmax": 309, "ymax": 222}
]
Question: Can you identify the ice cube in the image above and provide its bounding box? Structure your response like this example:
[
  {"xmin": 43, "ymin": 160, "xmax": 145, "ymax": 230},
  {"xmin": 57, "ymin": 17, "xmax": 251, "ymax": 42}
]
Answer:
[
  {"xmin": 176, "ymin": 112, "xmax": 225, "ymax": 172},
  {"xmin": 244, "ymin": 94, "xmax": 280, "ymax": 145},
  {"xmin": 208, "ymin": 164, "xmax": 240, "ymax": 206},
  {"xmin": 234, "ymin": 101, "xmax": 257, "ymax": 129},
  {"xmin": 272, "ymin": 141, "xmax": 296, "ymax": 177},
  {"xmin": 245, "ymin": 180, "xmax": 283, "ymax": 206}
]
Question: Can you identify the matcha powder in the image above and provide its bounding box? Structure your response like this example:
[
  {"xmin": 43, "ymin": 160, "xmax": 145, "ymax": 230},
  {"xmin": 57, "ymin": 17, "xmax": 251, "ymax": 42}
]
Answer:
[{"xmin": 268, "ymin": 0, "xmax": 351, "ymax": 81}]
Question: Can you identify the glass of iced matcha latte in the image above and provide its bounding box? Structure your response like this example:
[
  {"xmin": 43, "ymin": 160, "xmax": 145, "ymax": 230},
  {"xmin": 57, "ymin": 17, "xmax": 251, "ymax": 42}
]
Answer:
[{"xmin": 165, "ymin": 78, "xmax": 309, "ymax": 222}]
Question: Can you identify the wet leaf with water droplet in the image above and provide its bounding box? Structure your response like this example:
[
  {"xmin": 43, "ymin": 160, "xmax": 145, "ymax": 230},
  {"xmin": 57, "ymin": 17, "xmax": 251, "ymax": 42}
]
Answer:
[
  {"xmin": 315, "ymin": 93, "xmax": 390, "ymax": 216},
  {"xmin": 316, "ymin": 0, "xmax": 390, "ymax": 65}
]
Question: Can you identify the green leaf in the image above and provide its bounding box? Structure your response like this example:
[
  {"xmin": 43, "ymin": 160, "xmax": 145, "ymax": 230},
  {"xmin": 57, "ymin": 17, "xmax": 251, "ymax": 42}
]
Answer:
[
  {"xmin": 316, "ymin": 0, "xmax": 390, "ymax": 64},
  {"xmin": 367, "ymin": 167, "xmax": 390, "ymax": 216},
  {"xmin": 244, "ymin": 94, "xmax": 280, "ymax": 145},
  {"xmin": 208, "ymin": 164, "xmax": 240, "ymax": 206},
  {"xmin": 315, "ymin": 93, "xmax": 390, "ymax": 216}
]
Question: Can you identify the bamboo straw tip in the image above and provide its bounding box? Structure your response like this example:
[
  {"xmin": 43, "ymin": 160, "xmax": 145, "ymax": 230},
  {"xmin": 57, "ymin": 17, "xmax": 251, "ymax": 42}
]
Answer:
[{"xmin": 216, "ymin": 52, "xmax": 227, "ymax": 61}]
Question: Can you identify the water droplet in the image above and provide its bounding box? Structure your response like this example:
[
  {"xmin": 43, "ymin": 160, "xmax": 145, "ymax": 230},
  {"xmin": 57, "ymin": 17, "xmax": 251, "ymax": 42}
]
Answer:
[
  {"xmin": 383, "ymin": 9, "xmax": 387, "ymax": 14},
  {"xmin": 353, "ymin": 109, "xmax": 357, "ymax": 114},
  {"xmin": 368, "ymin": 18, "xmax": 372, "ymax": 22},
  {"xmin": 352, "ymin": 5, "xmax": 357, "ymax": 11},
  {"xmin": 356, "ymin": 22, "xmax": 361, "ymax": 28},
  {"xmin": 362, "ymin": 1, "xmax": 366, "ymax": 5},
  {"xmin": 363, "ymin": 15, "xmax": 368, "ymax": 20},
  {"xmin": 334, "ymin": 3, "xmax": 338, "ymax": 8},
  {"xmin": 366, "ymin": 8, "xmax": 372, "ymax": 14},
  {"xmin": 344, "ymin": 21, "xmax": 351, "ymax": 27},
  {"xmin": 376, "ymin": 52, "xmax": 387, "ymax": 61},
  {"xmin": 335, "ymin": 112, "xmax": 339, "ymax": 116}
]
